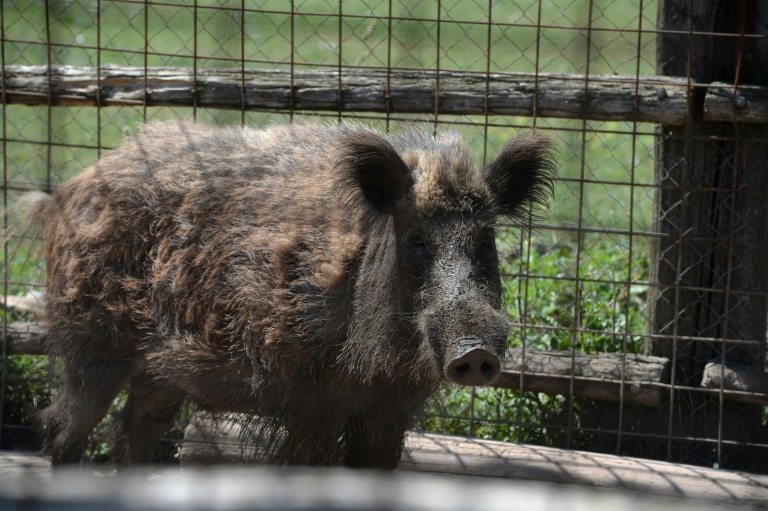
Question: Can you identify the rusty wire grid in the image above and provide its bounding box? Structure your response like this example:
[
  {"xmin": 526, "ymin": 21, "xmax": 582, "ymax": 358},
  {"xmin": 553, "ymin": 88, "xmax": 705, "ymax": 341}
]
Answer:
[{"xmin": 1, "ymin": 0, "xmax": 768, "ymax": 473}]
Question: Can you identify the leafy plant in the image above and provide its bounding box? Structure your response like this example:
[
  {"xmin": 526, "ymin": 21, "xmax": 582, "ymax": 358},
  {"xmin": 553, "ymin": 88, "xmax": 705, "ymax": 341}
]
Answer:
[
  {"xmin": 504, "ymin": 237, "xmax": 649, "ymax": 354},
  {"xmin": 1, "ymin": 354, "xmax": 49, "ymax": 450},
  {"xmin": 2, "ymin": 355, "xmax": 48, "ymax": 426}
]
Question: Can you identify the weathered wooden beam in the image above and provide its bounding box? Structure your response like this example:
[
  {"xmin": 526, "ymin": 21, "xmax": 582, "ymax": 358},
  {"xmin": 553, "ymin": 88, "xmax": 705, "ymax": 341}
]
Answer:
[
  {"xmin": 0, "ymin": 454, "xmax": 755, "ymax": 511},
  {"xmin": 704, "ymin": 82, "xmax": 768, "ymax": 123},
  {"xmin": 0, "ymin": 321, "xmax": 671, "ymax": 407},
  {"xmin": 2, "ymin": 322, "xmax": 46, "ymax": 356},
  {"xmin": 496, "ymin": 349, "xmax": 669, "ymax": 407},
  {"xmin": 701, "ymin": 362, "xmax": 768, "ymax": 405},
  {"xmin": 6, "ymin": 320, "xmax": 765, "ymax": 411},
  {"xmin": 2, "ymin": 65, "xmax": 697, "ymax": 123},
  {"xmin": 504, "ymin": 348, "xmax": 669, "ymax": 382},
  {"xmin": 181, "ymin": 412, "xmax": 266, "ymax": 466},
  {"xmin": 401, "ymin": 432, "xmax": 768, "ymax": 507},
  {"xmin": 0, "ymin": 452, "xmax": 50, "ymax": 482},
  {"xmin": 180, "ymin": 415, "xmax": 768, "ymax": 507}
]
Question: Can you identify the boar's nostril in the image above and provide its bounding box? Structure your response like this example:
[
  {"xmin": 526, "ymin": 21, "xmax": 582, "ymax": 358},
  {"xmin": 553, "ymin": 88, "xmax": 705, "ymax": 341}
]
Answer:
[
  {"xmin": 445, "ymin": 347, "xmax": 501, "ymax": 386},
  {"xmin": 455, "ymin": 363, "xmax": 471, "ymax": 376}
]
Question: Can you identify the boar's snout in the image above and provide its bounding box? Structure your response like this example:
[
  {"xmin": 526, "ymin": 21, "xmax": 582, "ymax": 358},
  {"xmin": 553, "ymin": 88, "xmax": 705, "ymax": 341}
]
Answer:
[
  {"xmin": 444, "ymin": 336, "xmax": 502, "ymax": 386},
  {"xmin": 446, "ymin": 348, "xmax": 501, "ymax": 386}
]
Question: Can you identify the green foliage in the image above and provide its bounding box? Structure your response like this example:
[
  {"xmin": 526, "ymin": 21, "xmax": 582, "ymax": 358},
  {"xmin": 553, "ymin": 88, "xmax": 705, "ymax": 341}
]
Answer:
[
  {"xmin": 2, "ymin": 241, "xmax": 46, "ymax": 298},
  {"xmin": 83, "ymin": 392, "xmax": 127, "ymax": 463},
  {"xmin": 2, "ymin": 355, "xmax": 49, "ymax": 426},
  {"xmin": 504, "ymin": 237, "xmax": 649, "ymax": 354},
  {"xmin": 418, "ymin": 386, "xmax": 564, "ymax": 445}
]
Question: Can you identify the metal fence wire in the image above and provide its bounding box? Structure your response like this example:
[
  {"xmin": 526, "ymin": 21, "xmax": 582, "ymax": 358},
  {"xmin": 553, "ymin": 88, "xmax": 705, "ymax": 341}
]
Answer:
[{"xmin": 1, "ymin": 0, "xmax": 768, "ymax": 473}]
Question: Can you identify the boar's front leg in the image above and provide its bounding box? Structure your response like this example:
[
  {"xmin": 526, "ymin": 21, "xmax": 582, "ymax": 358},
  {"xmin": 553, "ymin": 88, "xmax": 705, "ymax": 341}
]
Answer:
[
  {"xmin": 271, "ymin": 414, "xmax": 346, "ymax": 466},
  {"xmin": 343, "ymin": 412, "xmax": 412, "ymax": 469}
]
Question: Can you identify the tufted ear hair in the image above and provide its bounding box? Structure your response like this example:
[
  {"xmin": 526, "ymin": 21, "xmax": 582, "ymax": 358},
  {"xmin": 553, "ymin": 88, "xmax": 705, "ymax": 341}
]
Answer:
[
  {"xmin": 484, "ymin": 131, "xmax": 558, "ymax": 222},
  {"xmin": 334, "ymin": 130, "xmax": 414, "ymax": 216}
]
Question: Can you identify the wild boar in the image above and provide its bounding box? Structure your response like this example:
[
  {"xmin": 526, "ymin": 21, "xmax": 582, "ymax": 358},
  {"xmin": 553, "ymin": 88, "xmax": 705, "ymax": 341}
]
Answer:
[{"xmin": 31, "ymin": 121, "xmax": 556, "ymax": 468}]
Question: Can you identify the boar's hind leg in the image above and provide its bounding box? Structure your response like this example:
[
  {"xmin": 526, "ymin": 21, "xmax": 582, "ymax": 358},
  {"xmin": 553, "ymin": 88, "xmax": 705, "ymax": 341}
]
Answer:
[
  {"xmin": 109, "ymin": 375, "xmax": 184, "ymax": 465},
  {"xmin": 41, "ymin": 361, "xmax": 133, "ymax": 466},
  {"xmin": 343, "ymin": 413, "xmax": 412, "ymax": 469}
]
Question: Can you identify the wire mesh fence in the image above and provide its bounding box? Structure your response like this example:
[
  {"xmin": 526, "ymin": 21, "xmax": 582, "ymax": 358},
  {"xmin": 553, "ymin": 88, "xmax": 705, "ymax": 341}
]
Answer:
[{"xmin": 2, "ymin": 0, "xmax": 767, "ymax": 474}]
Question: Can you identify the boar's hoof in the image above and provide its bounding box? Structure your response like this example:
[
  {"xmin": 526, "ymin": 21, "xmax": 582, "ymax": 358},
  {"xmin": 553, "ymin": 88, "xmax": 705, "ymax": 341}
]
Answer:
[{"xmin": 446, "ymin": 348, "xmax": 501, "ymax": 386}]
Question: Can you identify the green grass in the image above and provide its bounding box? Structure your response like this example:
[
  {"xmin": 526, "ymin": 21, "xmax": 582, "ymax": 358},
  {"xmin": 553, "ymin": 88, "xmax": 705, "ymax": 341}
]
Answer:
[
  {"xmin": 504, "ymin": 237, "xmax": 649, "ymax": 354},
  {"xmin": 2, "ymin": 0, "xmax": 659, "ymax": 454}
]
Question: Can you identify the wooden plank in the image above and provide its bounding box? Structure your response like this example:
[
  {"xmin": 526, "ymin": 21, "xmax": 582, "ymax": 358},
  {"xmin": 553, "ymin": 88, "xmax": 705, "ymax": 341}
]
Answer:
[
  {"xmin": 401, "ymin": 432, "xmax": 768, "ymax": 507},
  {"xmin": 0, "ymin": 462, "xmax": 743, "ymax": 511},
  {"xmin": 0, "ymin": 451, "xmax": 50, "ymax": 481},
  {"xmin": 6, "ymin": 65, "xmax": 765, "ymax": 123},
  {"xmin": 494, "ymin": 371, "xmax": 663, "ymax": 407},
  {"xmin": 497, "ymin": 349, "xmax": 668, "ymax": 406},
  {"xmin": 181, "ymin": 413, "xmax": 265, "ymax": 466},
  {"xmin": 701, "ymin": 362, "xmax": 768, "ymax": 405},
  {"xmin": 2, "ymin": 322, "xmax": 47, "ymax": 356},
  {"xmin": 7, "ymin": 322, "xmax": 766, "ymax": 411},
  {"xmin": 2, "ymin": 65, "xmax": 694, "ymax": 124},
  {"xmin": 179, "ymin": 416, "xmax": 768, "ymax": 508},
  {"xmin": 505, "ymin": 348, "xmax": 669, "ymax": 381},
  {"xmin": 704, "ymin": 82, "xmax": 768, "ymax": 123},
  {"xmin": 0, "ymin": 320, "xmax": 670, "ymax": 406}
]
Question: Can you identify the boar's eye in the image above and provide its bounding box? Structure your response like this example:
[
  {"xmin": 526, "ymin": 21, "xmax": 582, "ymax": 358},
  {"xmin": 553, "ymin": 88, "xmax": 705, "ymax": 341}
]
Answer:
[{"xmin": 409, "ymin": 233, "xmax": 431, "ymax": 265}]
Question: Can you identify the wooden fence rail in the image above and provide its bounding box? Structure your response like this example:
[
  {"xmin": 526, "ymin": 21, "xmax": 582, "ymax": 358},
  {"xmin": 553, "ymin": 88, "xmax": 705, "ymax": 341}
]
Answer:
[
  {"xmin": 1, "ymin": 317, "xmax": 669, "ymax": 406},
  {"xmin": 4, "ymin": 309, "xmax": 767, "ymax": 407},
  {"xmin": 3, "ymin": 65, "xmax": 767, "ymax": 124}
]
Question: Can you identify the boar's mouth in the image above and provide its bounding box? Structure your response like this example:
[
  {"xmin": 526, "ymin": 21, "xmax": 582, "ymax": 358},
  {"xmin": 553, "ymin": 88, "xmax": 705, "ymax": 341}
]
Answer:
[{"xmin": 444, "ymin": 335, "xmax": 502, "ymax": 386}]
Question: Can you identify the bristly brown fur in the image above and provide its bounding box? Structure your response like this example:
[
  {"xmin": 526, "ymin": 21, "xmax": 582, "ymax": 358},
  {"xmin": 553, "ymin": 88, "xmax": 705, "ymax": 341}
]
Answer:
[{"xmin": 33, "ymin": 121, "xmax": 557, "ymax": 468}]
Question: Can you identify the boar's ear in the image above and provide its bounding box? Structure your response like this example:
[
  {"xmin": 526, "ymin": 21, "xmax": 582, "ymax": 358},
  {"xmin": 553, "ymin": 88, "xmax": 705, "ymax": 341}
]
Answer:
[
  {"xmin": 484, "ymin": 131, "xmax": 558, "ymax": 221},
  {"xmin": 334, "ymin": 130, "xmax": 414, "ymax": 215}
]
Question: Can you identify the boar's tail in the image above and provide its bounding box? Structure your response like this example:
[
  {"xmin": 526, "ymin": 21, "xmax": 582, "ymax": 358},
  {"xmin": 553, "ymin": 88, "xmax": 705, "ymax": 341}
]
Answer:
[
  {"xmin": 1, "ymin": 189, "xmax": 51, "ymax": 247},
  {"xmin": 18, "ymin": 189, "xmax": 52, "ymax": 219}
]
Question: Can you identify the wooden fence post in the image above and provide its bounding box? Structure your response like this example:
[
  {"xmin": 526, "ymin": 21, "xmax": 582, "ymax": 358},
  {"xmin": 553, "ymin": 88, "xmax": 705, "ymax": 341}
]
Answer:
[{"xmin": 648, "ymin": 0, "xmax": 768, "ymax": 468}]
